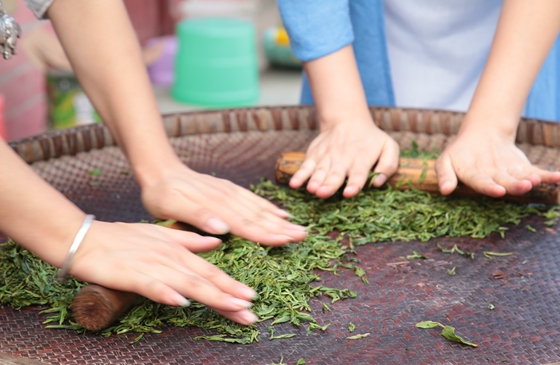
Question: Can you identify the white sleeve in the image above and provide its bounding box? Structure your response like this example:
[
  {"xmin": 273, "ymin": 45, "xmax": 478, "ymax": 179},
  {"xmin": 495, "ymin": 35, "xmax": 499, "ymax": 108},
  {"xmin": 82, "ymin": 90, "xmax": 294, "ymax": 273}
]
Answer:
[{"xmin": 23, "ymin": 0, "xmax": 54, "ymax": 19}]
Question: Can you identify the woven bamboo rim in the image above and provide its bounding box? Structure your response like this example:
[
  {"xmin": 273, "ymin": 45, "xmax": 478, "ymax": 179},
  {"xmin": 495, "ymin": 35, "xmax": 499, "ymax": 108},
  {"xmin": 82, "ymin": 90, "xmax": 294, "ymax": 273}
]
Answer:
[{"xmin": 9, "ymin": 106, "xmax": 560, "ymax": 165}]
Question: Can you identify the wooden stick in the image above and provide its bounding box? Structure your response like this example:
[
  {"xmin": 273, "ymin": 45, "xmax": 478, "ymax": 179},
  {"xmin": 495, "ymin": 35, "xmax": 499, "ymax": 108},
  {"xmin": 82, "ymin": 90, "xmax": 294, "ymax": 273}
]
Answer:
[
  {"xmin": 71, "ymin": 221, "xmax": 218, "ymax": 331},
  {"xmin": 275, "ymin": 151, "xmax": 560, "ymax": 204}
]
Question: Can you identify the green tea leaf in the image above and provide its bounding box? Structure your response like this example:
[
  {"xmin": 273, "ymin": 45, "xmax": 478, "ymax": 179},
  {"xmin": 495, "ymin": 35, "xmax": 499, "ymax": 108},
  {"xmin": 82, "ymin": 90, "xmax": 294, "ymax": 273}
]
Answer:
[
  {"xmin": 348, "ymin": 322, "xmax": 356, "ymax": 332},
  {"xmin": 483, "ymin": 251, "xmax": 514, "ymax": 259},
  {"xmin": 88, "ymin": 168, "xmax": 103, "ymax": 176},
  {"xmin": 441, "ymin": 325, "xmax": 477, "ymax": 347},
  {"xmin": 415, "ymin": 321, "xmax": 441, "ymax": 329},
  {"xmin": 346, "ymin": 333, "xmax": 370, "ymax": 340}
]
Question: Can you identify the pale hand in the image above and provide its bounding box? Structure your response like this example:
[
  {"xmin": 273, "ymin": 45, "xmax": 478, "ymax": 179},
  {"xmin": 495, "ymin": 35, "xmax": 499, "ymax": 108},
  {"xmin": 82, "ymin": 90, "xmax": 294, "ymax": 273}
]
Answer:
[
  {"xmin": 140, "ymin": 163, "xmax": 307, "ymax": 246},
  {"xmin": 70, "ymin": 221, "xmax": 259, "ymax": 325},
  {"xmin": 290, "ymin": 119, "xmax": 400, "ymax": 199},
  {"xmin": 436, "ymin": 131, "xmax": 560, "ymax": 196}
]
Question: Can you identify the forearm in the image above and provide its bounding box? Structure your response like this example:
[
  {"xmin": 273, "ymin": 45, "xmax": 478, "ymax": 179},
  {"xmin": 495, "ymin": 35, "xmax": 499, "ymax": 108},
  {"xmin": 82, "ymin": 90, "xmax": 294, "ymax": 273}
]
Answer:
[
  {"xmin": 0, "ymin": 142, "xmax": 85, "ymax": 267},
  {"xmin": 304, "ymin": 45, "xmax": 373, "ymax": 128},
  {"xmin": 46, "ymin": 0, "xmax": 180, "ymax": 187},
  {"xmin": 464, "ymin": 0, "xmax": 560, "ymax": 137}
]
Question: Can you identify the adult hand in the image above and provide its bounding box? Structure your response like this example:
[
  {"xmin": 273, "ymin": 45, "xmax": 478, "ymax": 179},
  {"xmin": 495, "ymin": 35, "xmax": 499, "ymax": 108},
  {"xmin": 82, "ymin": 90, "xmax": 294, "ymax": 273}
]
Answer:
[
  {"xmin": 70, "ymin": 221, "xmax": 259, "ymax": 325},
  {"xmin": 141, "ymin": 162, "xmax": 307, "ymax": 246},
  {"xmin": 436, "ymin": 130, "xmax": 560, "ymax": 197},
  {"xmin": 290, "ymin": 119, "xmax": 399, "ymax": 199}
]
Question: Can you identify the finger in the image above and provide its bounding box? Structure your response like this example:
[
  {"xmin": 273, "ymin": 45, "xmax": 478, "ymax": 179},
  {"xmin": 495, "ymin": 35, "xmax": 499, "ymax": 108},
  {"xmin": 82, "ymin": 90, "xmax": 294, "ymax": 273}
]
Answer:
[
  {"xmin": 465, "ymin": 170, "xmax": 507, "ymax": 197},
  {"xmin": 212, "ymin": 307, "xmax": 259, "ymax": 326},
  {"xmin": 505, "ymin": 164, "xmax": 541, "ymax": 186},
  {"xmin": 343, "ymin": 161, "xmax": 372, "ymax": 198},
  {"xmin": 226, "ymin": 208, "xmax": 307, "ymax": 246},
  {"xmin": 315, "ymin": 158, "xmax": 348, "ymax": 199},
  {"xmin": 492, "ymin": 171, "xmax": 533, "ymax": 196},
  {"xmin": 159, "ymin": 227, "xmax": 223, "ymax": 253},
  {"xmin": 306, "ymin": 158, "xmax": 331, "ymax": 195},
  {"xmin": 174, "ymin": 251, "xmax": 258, "ymax": 301},
  {"xmin": 531, "ymin": 168, "xmax": 560, "ymax": 185},
  {"xmin": 435, "ymin": 154, "xmax": 459, "ymax": 195},
  {"xmin": 190, "ymin": 181, "xmax": 307, "ymax": 246},
  {"xmin": 144, "ymin": 264, "xmax": 255, "ymax": 313},
  {"xmin": 289, "ymin": 158, "xmax": 317, "ymax": 189},
  {"xmin": 372, "ymin": 139, "xmax": 400, "ymax": 188},
  {"xmin": 147, "ymin": 188, "xmax": 231, "ymax": 236}
]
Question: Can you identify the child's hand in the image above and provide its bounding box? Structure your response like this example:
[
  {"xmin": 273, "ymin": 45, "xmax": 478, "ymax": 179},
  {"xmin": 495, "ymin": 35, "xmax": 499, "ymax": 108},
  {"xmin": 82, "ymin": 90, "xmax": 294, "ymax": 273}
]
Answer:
[
  {"xmin": 140, "ymin": 163, "xmax": 307, "ymax": 246},
  {"xmin": 289, "ymin": 119, "xmax": 399, "ymax": 199},
  {"xmin": 70, "ymin": 221, "xmax": 259, "ymax": 325},
  {"xmin": 436, "ymin": 130, "xmax": 560, "ymax": 197}
]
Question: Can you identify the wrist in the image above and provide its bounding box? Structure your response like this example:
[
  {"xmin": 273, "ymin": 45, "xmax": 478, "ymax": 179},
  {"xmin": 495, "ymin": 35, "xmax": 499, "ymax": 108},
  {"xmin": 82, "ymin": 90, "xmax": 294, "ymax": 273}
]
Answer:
[
  {"xmin": 318, "ymin": 107, "xmax": 377, "ymax": 131},
  {"xmin": 132, "ymin": 152, "xmax": 187, "ymax": 189},
  {"xmin": 459, "ymin": 107, "xmax": 519, "ymax": 142}
]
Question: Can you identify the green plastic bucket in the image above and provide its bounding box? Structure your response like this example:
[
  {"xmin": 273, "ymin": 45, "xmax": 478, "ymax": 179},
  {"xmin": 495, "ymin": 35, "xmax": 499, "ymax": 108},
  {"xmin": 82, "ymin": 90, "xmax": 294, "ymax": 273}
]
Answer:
[{"xmin": 172, "ymin": 18, "xmax": 260, "ymax": 107}]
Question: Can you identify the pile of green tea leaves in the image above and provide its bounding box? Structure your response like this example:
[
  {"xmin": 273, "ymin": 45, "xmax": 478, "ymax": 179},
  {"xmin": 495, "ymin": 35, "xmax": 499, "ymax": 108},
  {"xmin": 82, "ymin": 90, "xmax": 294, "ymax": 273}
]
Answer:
[{"xmin": 0, "ymin": 176, "xmax": 558, "ymax": 344}]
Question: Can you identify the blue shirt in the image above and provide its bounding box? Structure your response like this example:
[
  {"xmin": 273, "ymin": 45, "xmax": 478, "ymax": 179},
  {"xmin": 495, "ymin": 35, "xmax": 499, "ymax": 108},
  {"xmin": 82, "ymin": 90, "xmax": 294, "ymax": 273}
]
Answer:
[{"xmin": 278, "ymin": 0, "xmax": 560, "ymax": 122}]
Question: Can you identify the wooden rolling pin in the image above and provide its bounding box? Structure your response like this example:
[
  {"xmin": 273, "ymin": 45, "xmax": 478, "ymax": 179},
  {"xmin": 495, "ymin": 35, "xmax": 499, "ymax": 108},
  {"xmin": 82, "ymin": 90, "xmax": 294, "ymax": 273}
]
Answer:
[
  {"xmin": 73, "ymin": 151, "xmax": 560, "ymax": 331},
  {"xmin": 71, "ymin": 221, "xmax": 230, "ymax": 331},
  {"xmin": 275, "ymin": 151, "xmax": 560, "ymax": 204}
]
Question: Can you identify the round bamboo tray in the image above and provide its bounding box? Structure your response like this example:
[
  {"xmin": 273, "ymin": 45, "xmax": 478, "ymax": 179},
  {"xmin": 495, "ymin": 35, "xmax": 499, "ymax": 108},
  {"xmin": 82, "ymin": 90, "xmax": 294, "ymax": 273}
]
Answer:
[{"xmin": 2, "ymin": 106, "xmax": 560, "ymax": 365}]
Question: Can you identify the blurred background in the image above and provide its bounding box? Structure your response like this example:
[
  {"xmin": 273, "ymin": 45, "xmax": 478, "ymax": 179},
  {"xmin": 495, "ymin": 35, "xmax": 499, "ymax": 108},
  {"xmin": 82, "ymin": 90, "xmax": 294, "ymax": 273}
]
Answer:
[{"xmin": 0, "ymin": 0, "xmax": 303, "ymax": 141}]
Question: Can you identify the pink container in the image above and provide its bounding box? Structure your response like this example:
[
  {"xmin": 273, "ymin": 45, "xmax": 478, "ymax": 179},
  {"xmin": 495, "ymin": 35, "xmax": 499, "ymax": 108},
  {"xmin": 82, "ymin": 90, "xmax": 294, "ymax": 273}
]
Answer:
[{"xmin": 146, "ymin": 36, "xmax": 178, "ymax": 87}]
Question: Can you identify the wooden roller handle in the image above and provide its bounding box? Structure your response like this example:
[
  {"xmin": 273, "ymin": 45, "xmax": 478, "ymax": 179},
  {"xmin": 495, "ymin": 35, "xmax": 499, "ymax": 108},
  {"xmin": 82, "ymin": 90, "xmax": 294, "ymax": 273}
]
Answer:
[
  {"xmin": 275, "ymin": 151, "xmax": 560, "ymax": 204},
  {"xmin": 71, "ymin": 221, "xmax": 215, "ymax": 331}
]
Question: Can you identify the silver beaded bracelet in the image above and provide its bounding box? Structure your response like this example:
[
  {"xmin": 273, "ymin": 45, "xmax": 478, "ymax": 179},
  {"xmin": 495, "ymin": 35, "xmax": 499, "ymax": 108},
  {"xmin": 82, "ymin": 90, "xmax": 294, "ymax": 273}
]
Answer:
[{"xmin": 56, "ymin": 214, "xmax": 95, "ymax": 283}]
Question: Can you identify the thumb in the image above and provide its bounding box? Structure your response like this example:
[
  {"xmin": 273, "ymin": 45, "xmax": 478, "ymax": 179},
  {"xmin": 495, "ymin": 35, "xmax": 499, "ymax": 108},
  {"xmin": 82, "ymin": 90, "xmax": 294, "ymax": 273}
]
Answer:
[{"xmin": 436, "ymin": 154, "xmax": 458, "ymax": 195}]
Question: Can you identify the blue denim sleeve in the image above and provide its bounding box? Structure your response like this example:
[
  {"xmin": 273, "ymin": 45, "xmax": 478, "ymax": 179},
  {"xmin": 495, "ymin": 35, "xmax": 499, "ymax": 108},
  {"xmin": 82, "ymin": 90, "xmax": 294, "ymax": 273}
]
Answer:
[{"xmin": 277, "ymin": 0, "xmax": 354, "ymax": 62}]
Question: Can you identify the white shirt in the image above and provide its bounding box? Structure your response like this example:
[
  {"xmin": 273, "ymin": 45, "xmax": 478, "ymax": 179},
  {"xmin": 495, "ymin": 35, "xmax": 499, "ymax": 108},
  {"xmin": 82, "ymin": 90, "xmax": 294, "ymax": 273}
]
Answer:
[{"xmin": 383, "ymin": 0, "xmax": 503, "ymax": 112}]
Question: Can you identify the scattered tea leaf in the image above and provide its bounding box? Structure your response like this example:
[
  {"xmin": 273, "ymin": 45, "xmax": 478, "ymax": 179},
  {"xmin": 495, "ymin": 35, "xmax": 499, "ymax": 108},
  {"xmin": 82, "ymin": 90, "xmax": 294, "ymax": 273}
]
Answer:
[
  {"xmin": 441, "ymin": 325, "xmax": 477, "ymax": 347},
  {"xmin": 348, "ymin": 322, "xmax": 356, "ymax": 332},
  {"xmin": 346, "ymin": 333, "xmax": 370, "ymax": 340},
  {"xmin": 483, "ymin": 251, "xmax": 514, "ymax": 260},
  {"xmin": 415, "ymin": 321, "xmax": 442, "ymax": 329},
  {"xmin": 297, "ymin": 359, "xmax": 306, "ymax": 365},
  {"xmin": 88, "ymin": 168, "xmax": 103, "ymax": 176},
  {"xmin": 407, "ymin": 251, "xmax": 428, "ymax": 260},
  {"xmin": 526, "ymin": 225, "xmax": 537, "ymax": 233},
  {"xmin": 416, "ymin": 321, "xmax": 477, "ymax": 347},
  {"xmin": 488, "ymin": 304, "xmax": 495, "ymax": 310},
  {"xmin": 447, "ymin": 266, "xmax": 456, "ymax": 276}
]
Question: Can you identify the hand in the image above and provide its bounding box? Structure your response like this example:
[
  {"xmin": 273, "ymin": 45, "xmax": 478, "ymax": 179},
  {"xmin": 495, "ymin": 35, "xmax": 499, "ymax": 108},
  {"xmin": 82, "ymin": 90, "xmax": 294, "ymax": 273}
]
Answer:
[
  {"xmin": 140, "ymin": 163, "xmax": 307, "ymax": 246},
  {"xmin": 289, "ymin": 119, "xmax": 400, "ymax": 199},
  {"xmin": 70, "ymin": 221, "xmax": 259, "ymax": 325},
  {"xmin": 436, "ymin": 130, "xmax": 560, "ymax": 197}
]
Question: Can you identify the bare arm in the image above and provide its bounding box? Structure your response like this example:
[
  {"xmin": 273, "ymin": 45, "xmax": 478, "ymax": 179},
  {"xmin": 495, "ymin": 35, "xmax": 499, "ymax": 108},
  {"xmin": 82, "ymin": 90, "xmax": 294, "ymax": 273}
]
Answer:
[
  {"xmin": 292, "ymin": 44, "xmax": 399, "ymax": 198},
  {"xmin": 0, "ymin": 140, "xmax": 257, "ymax": 324},
  {"xmin": 437, "ymin": 0, "xmax": 560, "ymax": 196},
  {"xmin": 46, "ymin": 0, "xmax": 306, "ymax": 245}
]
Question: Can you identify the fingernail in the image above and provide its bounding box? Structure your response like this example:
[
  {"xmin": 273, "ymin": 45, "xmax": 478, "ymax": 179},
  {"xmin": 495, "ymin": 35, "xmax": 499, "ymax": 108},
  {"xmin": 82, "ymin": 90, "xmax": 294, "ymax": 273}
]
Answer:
[
  {"xmin": 275, "ymin": 235, "xmax": 297, "ymax": 243},
  {"xmin": 239, "ymin": 310, "xmax": 259, "ymax": 324},
  {"xmin": 206, "ymin": 217, "xmax": 230, "ymax": 234},
  {"xmin": 203, "ymin": 236, "xmax": 222, "ymax": 244},
  {"xmin": 441, "ymin": 181, "xmax": 453, "ymax": 193},
  {"xmin": 172, "ymin": 293, "xmax": 191, "ymax": 307},
  {"xmin": 228, "ymin": 297, "xmax": 254, "ymax": 309},
  {"xmin": 276, "ymin": 209, "xmax": 294, "ymax": 218},
  {"xmin": 239, "ymin": 286, "xmax": 258, "ymax": 300},
  {"xmin": 343, "ymin": 186, "xmax": 357, "ymax": 196},
  {"xmin": 373, "ymin": 173, "xmax": 387, "ymax": 187},
  {"xmin": 290, "ymin": 224, "xmax": 307, "ymax": 232}
]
